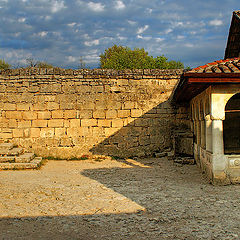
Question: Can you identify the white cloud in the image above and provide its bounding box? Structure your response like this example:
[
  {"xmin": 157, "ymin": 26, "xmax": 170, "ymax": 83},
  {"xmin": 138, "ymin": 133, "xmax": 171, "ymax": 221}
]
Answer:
[
  {"xmin": 38, "ymin": 31, "xmax": 48, "ymax": 37},
  {"xmin": 67, "ymin": 56, "xmax": 77, "ymax": 62},
  {"xmin": 137, "ymin": 25, "xmax": 149, "ymax": 34},
  {"xmin": 85, "ymin": 54, "xmax": 99, "ymax": 64},
  {"xmin": 209, "ymin": 19, "xmax": 223, "ymax": 26},
  {"xmin": 128, "ymin": 20, "xmax": 137, "ymax": 25},
  {"xmin": 117, "ymin": 34, "xmax": 127, "ymax": 40},
  {"xmin": 114, "ymin": 0, "xmax": 125, "ymax": 10},
  {"xmin": 176, "ymin": 35, "xmax": 185, "ymax": 40},
  {"xmin": 67, "ymin": 22, "xmax": 76, "ymax": 27},
  {"xmin": 84, "ymin": 39, "xmax": 100, "ymax": 46},
  {"xmin": 51, "ymin": 0, "xmax": 65, "ymax": 13},
  {"xmin": 137, "ymin": 35, "xmax": 152, "ymax": 40},
  {"xmin": 88, "ymin": 2, "xmax": 105, "ymax": 12},
  {"xmin": 146, "ymin": 8, "xmax": 152, "ymax": 14},
  {"xmin": 18, "ymin": 17, "xmax": 26, "ymax": 23},
  {"xmin": 165, "ymin": 28, "xmax": 173, "ymax": 34},
  {"xmin": 185, "ymin": 43, "xmax": 194, "ymax": 48},
  {"xmin": 155, "ymin": 37, "xmax": 164, "ymax": 42}
]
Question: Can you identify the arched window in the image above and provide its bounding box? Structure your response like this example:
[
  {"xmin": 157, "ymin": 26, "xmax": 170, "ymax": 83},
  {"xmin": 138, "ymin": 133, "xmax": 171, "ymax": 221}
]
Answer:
[{"xmin": 223, "ymin": 93, "xmax": 240, "ymax": 154}]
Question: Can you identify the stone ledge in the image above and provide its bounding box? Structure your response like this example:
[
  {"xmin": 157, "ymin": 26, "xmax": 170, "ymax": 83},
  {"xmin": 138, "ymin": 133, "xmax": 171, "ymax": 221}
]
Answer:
[
  {"xmin": 0, "ymin": 157, "xmax": 43, "ymax": 170},
  {"xmin": 0, "ymin": 67, "xmax": 184, "ymax": 77}
]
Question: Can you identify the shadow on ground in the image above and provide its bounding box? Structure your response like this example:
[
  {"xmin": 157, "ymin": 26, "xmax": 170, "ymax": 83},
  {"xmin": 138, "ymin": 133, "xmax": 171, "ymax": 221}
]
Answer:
[{"xmin": 1, "ymin": 158, "xmax": 240, "ymax": 239}]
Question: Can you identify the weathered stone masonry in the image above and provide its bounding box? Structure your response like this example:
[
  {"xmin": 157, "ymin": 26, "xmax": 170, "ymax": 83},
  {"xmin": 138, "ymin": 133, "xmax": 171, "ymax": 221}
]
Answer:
[{"xmin": 0, "ymin": 68, "xmax": 187, "ymax": 159}]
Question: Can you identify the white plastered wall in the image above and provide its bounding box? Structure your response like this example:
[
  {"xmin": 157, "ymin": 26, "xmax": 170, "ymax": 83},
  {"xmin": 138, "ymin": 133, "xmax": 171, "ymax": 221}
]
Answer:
[{"xmin": 190, "ymin": 84, "xmax": 240, "ymax": 184}]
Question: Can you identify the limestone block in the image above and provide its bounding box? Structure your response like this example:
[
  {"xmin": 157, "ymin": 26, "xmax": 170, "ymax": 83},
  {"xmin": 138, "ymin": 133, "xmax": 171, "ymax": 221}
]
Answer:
[
  {"xmin": 6, "ymin": 111, "xmax": 22, "ymax": 119},
  {"xmin": 18, "ymin": 120, "xmax": 31, "ymax": 128},
  {"xmin": 95, "ymin": 101, "xmax": 107, "ymax": 110},
  {"xmin": 70, "ymin": 119, "xmax": 80, "ymax": 128},
  {"xmin": 52, "ymin": 110, "xmax": 64, "ymax": 119},
  {"xmin": 60, "ymin": 137, "xmax": 73, "ymax": 147},
  {"xmin": 64, "ymin": 110, "xmax": 77, "ymax": 119},
  {"xmin": 46, "ymin": 102, "xmax": 59, "ymax": 110},
  {"xmin": 79, "ymin": 110, "xmax": 93, "ymax": 119},
  {"xmin": 81, "ymin": 119, "xmax": 97, "ymax": 127},
  {"xmin": 93, "ymin": 110, "xmax": 105, "ymax": 119},
  {"xmin": 82, "ymin": 102, "xmax": 95, "ymax": 110},
  {"xmin": 32, "ymin": 120, "xmax": 47, "ymax": 128},
  {"xmin": 106, "ymin": 110, "xmax": 117, "ymax": 119},
  {"xmin": 98, "ymin": 119, "xmax": 111, "ymax": 127},
  {"xmin": 23, "ymin": 128, "xmax": 30, "ymax": 138},
  {"xmin": 55, "ymin": 128, "xmax": 66, "ymax": 137},
  {"xmin": 92, "ymin": 127, "xmax": 104, "ymax": 137},
  {"xmin": 112, "ymin": 119, "xmax": 124, "ymax": 128},
  {"xmin": 33, "ymin": 103, "xmax": 46, "ymax": 111},
  {"xmin": 8, "ymin": 119, "xmax": 17, "ymax": 128},
  {"xmin": 31, "ymin": 128, "xmax": 40, "ymax": 138},
  {"xmin": 48, "ymin": 119, "xmax": 64, "ymax": 128},
  {"xmin": 40, "ymin": 128, "xmax": 54, "ymax": 138},
  {"xmin": 123, "ymin": 101, "xmax": 135, "ymax": 109},
  {"xmin": 118, "ymin": 110, "xmax": 130, "ymax": 118},
  {"xmin": 64, "ymin": 120, "xmax": 70, "ymax": 127},
  {"xmin": 3, "ymin": 103, "xmax": 16, "ymax": 111},
  {"xmin": 105, "ymin": 128, "xmax": 119, "ymax": 137},
  {"xmin": 15, "ymin": 153, "xmax": 35, "ymax": 163},
  {"xmin": 22, "ymin": 111, "xmax": 37, "ymax": 120},
  {"xmin": 0, "ymin": 132, "xmax": 12, "ymax": 139},
  {"xmin": 131, "ymin": 109, "xmax": 143, "ymax": 118},
  {"xmin": 38, "ymin": 111, "xmax": 51, "ymax": 119},
  {"xmin": 134, "ymin": 118, "xmax": 150, "ymax": 127},
  {"xmin": 16, "ymin": 103, "xmax": 31, "ymax": 111},
  {"xmin": 67, "ymin": 127, "xmax": 83, "ymax": 137},
  {"xmin": 13, "ymin": 129, "xmax": 24, "ymax": 137},
  {"xmin": 0, "ymin": 143, "xmax": 13, "ymax": 150}
]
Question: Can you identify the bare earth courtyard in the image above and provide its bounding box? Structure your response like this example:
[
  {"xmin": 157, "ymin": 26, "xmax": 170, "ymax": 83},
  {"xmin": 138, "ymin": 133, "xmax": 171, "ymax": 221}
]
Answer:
[{"xmin": 0, "ymin": 157, "xmax": 240, "ymax": 240}]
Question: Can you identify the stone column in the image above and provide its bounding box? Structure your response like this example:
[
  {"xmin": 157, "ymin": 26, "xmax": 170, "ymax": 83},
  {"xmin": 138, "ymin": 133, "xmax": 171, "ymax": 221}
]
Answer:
[
  {"xmin": 201, "ymin": 120, "xmax": 206, "ymax": 149},
  {"xmin": 205, "ymin": 117, "xmax": 212, "ymax": 152},
  {"xmin": 212, "ymin": 120, "xmax": 224, "ymax": 155}
]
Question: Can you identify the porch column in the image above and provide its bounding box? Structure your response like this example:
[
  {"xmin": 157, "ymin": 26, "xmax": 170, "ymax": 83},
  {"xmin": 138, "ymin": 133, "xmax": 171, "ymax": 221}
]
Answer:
[
  {"xmin": 205, "ymin": 115, "xmax": 212, "ymax": 152},
  {"xmin": 201, "ymin": 120, "xmax": 206, "ymax": 149},
  {"xmin": 212, "ymin": 119, "xmax": 224, "ymax": 155}
]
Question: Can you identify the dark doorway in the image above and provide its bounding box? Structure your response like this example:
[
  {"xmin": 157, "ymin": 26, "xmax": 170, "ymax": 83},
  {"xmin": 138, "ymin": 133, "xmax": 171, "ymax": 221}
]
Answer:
[{"xmin": 224, "ymin": 93, "xmax": 240, "ymax": 154}]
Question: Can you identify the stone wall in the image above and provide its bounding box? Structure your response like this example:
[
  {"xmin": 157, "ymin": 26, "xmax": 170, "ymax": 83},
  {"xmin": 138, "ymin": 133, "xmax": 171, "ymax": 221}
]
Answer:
[{"xmin": 0, "ymin": 68, "xmax": 184, "ymax": 158}]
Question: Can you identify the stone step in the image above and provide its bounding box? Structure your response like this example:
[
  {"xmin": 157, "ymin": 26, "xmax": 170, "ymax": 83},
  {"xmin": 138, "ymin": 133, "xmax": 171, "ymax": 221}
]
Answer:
[
  {"xmin": 0, "ymin": 156, "xmax": 15, "ymax": 163},
  {"xmin": 0, "ymin": 157, "xmax": 43, "ymax": 170},
  {"xmin": 0, "ymin": 147, "xmax": 23, "ymax": 156},
  {"xmin": 9, "ymin": 148, "xmax": 23, "ymax": 156},
  {"xmin": 15, "ymin": 153, "xmax": 35, "ymax": 163},
  {"xmin": 0, "ymin": 143, "xmax": 14, "ymax": 151}
]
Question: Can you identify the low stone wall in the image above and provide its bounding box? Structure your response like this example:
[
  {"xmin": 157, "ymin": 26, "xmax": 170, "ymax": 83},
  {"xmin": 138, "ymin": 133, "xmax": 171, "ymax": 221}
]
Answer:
[{"xmin": 0, "ymin": 68, "xmax": 184, "ymax": 158}]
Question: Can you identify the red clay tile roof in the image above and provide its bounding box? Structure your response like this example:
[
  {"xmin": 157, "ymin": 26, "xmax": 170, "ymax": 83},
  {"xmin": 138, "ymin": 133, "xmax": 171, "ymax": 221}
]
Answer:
[{"xmin": 188, "ymin": 57, "xmax": 240, "ymax": 73}]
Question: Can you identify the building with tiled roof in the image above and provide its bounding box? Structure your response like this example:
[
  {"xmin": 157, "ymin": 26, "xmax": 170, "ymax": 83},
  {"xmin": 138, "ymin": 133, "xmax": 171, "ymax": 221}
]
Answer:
[
  {"xmin": 174, "ymin": 12, "xmax": 240, "ymax": 185},
  {"xmin": 225, "ymin": 11, "xmax": 240, "ymax": 59}
]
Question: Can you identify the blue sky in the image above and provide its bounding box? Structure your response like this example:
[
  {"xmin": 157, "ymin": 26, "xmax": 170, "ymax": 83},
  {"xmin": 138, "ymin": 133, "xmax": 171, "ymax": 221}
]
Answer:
[{"xmin": 0, "ymin": 0, "xmax": 239, "ymax": 69}]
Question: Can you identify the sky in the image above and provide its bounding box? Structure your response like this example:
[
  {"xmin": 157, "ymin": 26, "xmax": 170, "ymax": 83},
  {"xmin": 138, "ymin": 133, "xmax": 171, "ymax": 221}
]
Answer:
[{"xmin": 0, "ymin": 0, "xmax": 239, "ymax": 69}]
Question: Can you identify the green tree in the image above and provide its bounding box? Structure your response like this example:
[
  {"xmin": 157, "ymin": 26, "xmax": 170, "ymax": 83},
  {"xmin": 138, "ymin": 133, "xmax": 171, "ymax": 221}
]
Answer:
[
  {"xmin": 0, "ymin": 59, "xmax": 11, "ymax": 70},
  {"xmin": 100, "ymin": 45, "xmax": 184, "ymax": 69}
]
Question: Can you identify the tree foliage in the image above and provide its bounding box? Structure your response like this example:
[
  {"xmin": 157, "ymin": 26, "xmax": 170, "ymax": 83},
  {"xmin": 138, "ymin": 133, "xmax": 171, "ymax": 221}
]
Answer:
[
  {"xmin": 0, "ymin": 59, "xmax": 11, "ymax": 70},
  {"xmin": 100, "ymin": 45, "xmax": 184, "ymax": 69}
]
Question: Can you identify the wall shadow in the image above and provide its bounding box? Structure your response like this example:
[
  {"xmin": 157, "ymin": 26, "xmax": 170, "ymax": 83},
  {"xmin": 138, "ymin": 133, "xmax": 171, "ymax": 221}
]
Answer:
[{"xmin": 89, "ymin": 99, "xmax": 189, "ymax": 159}]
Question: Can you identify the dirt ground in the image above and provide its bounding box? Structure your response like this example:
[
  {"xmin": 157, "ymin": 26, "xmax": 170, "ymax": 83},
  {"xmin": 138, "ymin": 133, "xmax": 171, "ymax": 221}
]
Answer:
[{"xmin": 0, "ymin": 156, "xmax": 240, "ymax": 240}]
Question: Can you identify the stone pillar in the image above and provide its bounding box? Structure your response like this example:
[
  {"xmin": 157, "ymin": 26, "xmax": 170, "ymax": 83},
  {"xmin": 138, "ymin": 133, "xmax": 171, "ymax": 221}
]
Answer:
[
  {"xmin": 201, "ymin": 120, "xmax": 206, "ymax": 149},
  {"xmin": 212, "ymin": 120, "xmax": 224, "ymax": 155},
  {"xmin": 211, "ymin": 119, "xmax": 229, "ymax": 184},
  {"xmin": 205, "ymin": 118, "xmax": 212, "ymax": 152},
  {"xmin": 196, "ymin": 120, "xmax": 201, "ymax": 146}
]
